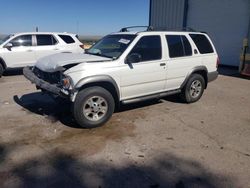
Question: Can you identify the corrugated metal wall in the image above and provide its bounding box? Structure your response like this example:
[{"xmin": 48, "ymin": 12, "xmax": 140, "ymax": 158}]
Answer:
[
  {"xmin": 186, "ymin": 0, "xmax": 250, "ymax": 66},
  {"xmin": 149, "ymin": 0, "xmax": 250, "ymax": 66},
  {"xmin": 150, "ymin": 0, "xmax": 186, "ymax": 30}
]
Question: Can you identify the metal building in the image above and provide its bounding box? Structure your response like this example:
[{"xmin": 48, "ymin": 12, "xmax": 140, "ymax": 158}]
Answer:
[{"xmin": 149, "ymin": 0, "xmax": 250, "ymax": 67}]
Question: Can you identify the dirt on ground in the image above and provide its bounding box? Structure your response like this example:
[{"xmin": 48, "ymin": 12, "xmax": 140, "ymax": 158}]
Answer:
[{"xmin": 0, "ymin": 68, "xmax": 250, "ymax": 188}]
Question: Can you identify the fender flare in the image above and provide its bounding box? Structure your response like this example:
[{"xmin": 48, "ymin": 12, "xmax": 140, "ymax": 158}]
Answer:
[
  {"xmin": 74, "ymin": 75, "xmax": 120, "ymax": 100},
  {"xmin": 180, "ymin": 66, "xmax": 208, "ymax": 89},
  {"xmin": 0, "ymin": 57, "xmax": 7, "ymax": 69}
]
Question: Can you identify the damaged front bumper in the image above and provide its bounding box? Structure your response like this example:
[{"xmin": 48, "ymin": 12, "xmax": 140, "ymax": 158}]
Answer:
[{"xmin": 23, "ymin": 67, "xmax": 69, "ymax": 98}]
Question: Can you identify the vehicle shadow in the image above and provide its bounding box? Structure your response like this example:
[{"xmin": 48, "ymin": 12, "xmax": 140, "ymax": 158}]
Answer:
[
  {"xmin": 14, "ymin": 92, "xmax": 185, "ymax": 129},
  {"xmin": 119, "ymin": 94, "xmax": 185, "ymax": 112},
  {"xmin": 218, "ymin": 65, "xmax": 250, "ymax": 80},
  {"xmin": 13, "ymin": 92, "xmax": 79, "ymax": 129},
  {"xmin": 0, "ymin": 143, "xmax": 237, "ymax": 188}
]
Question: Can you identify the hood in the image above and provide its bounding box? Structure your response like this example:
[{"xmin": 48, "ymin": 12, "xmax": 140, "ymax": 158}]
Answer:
[{"xmin": 35, "ymin": 53, "xmax": 111, "ymax": 72}]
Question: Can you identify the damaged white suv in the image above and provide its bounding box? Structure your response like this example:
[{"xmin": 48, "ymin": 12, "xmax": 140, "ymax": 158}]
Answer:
[{"xmin": 24, "ymin": 26, "xmax": 219, "ymax": 128}]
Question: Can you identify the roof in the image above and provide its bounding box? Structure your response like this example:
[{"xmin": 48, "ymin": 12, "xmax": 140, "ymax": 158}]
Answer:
[
  {"xmin": 11, "ymin": 32, "xmax": 76, "ymax": 36},
  {"xmin": 111, "ymin": 31, "xmax": 138, "ymax": 35}
]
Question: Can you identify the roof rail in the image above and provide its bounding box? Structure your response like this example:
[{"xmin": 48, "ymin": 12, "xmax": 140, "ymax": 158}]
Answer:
[{"xmin": 119, "ymin": 26, "xmax": 154, "ymax": 32}]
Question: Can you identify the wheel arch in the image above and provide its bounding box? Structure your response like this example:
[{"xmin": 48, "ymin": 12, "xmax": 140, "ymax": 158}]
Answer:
[
  {"xmin": 0, "ymin": 57, "xmax": 7, "ymax": 69},
  {"xmin": 74, "ymin": 75, "xmax": 120, "ymax": 109},
  {"xmin": 181, "ymin": 66, "xmax": 208, "ymax": 89}
]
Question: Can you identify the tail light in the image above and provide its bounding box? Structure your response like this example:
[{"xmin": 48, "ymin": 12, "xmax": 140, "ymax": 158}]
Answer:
[
  {"xmin": 216, "ymin": 57, "xmax": 220, "ymax": 68},
  {"xmin": 80, "ymin": 44, "xmax": 84, "ymax": 49}
]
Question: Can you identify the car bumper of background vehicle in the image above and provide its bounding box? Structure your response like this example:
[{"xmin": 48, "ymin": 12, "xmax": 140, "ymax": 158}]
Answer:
[
  {"xmin": 23, "ymin": 67, "xmax": 68, "ymax": 97},
  {"xmin": 207, "ymin": 71, "xmax": 218, "ymax": 82}
]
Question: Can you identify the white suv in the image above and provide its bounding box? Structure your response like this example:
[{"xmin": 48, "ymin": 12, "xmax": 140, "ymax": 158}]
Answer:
[
  {"xmin": 0, "ymin": 32, "xmax": 84, "ymax": 77},
  {"xmin": 24, "ymin": 26, "xmax": 219, "ymax": 128}
]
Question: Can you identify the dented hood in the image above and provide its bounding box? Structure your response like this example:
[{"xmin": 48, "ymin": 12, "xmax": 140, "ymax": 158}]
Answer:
[{"xmin": 35, "ymin": 53, "xmax": 111, "ymax": 72}]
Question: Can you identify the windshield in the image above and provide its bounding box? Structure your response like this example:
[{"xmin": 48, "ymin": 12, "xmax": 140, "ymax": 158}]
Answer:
[
  {"xmin": 87, "ymin": 34, "xmax": 136, "ymax": 59},
  {"xmin": 0, "ymin": 35, "xmax": 12, "ymax": 45}
]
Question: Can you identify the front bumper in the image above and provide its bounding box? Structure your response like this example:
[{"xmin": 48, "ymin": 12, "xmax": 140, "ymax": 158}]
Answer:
[
  {"xmin": 207, "ymin": 71, "xmax": 218, "ymax": 82},
  {"xmin": 23, "ymin": 67, "xmax": 68, "ymax": 97}
]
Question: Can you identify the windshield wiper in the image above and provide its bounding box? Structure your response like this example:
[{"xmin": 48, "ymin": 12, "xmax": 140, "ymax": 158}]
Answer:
[{"xmin": 85, "ymin": 51, "xmax": 112, "ymax": 59}]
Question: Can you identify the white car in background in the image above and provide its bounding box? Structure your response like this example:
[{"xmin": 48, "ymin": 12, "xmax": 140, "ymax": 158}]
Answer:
[{"xmin": 0, "ymin": 32, "xmax": 84, "ymax": 77}]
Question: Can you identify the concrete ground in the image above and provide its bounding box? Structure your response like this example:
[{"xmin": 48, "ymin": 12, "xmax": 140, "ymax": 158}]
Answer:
[{"xmin": 0, "ymin": 68, "xmax": 249, "ymax": 188}]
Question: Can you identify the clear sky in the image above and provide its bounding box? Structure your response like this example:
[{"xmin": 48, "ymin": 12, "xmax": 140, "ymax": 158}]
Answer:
[{"xmin": 0, "ymin": 0, "xmax": 150, "ymax": 36}]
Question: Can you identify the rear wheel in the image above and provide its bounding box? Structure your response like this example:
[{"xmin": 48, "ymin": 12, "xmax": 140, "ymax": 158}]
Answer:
[
  {"xmin": 181, "ymin": 74, "xmax": 205, "ymax": 103},
  {"xmin": 73, "ymin": 86, "xmax": 115, "ymax": 128},
  {"xmin": 0, "ymin": 64, "xmax": 4, "ymax": 77}
]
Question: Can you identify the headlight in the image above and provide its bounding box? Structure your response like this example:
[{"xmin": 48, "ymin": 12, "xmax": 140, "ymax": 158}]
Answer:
[{"xmin": 62, "ymin": 77, "xmax": 72, "ymax": 89}]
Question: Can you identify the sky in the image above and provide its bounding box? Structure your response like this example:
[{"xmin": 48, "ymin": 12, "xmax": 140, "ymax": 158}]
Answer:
[{"xmin": 0, "ymin": 0, "xmax": 149, "ymax": 36}]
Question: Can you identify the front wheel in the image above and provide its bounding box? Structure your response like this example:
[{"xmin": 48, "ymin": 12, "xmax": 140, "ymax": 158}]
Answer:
[
  {"xmin": 73, "ymin": 86, "xmax": 115, "ymax": 128},
  {"xmin": 180, "ymin": 74, "xmax": 205, "ymax": 103}
]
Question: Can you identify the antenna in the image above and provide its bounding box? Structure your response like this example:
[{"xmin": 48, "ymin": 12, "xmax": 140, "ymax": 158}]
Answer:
[{"xmin": 76, "ymin": 21, "xmax": 79, "ymax": 36}]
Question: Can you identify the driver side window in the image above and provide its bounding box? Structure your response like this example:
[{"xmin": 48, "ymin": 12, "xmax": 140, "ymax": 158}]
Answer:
[
  {"xmin": 129, "ymin": 35, "xmax": 162, "ymax": 62},
  {"xmin": 10, "ymin": 35, "xmax": 32, "ymax": 47}
]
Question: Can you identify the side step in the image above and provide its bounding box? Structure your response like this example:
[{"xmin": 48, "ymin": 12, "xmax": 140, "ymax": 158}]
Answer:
[{"xmin": 121, "ymin": 89, "xmax": 181, "ymax": 105}]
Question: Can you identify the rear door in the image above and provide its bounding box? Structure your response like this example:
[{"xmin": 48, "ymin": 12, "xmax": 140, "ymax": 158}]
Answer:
[
  {"xmin": 165, "ymin": 34, "xmax": 201, "ymax": 90},
  {"xmin": 33, "ymin": 34, "xmax": 59, "ymax": 60}
]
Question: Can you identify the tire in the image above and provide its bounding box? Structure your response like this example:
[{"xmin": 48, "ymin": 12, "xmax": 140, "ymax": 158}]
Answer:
[
  {"xmin": 180, "ymin": 74, "xmax": 205, "ymax": 103},
  {"xmin": 73, "ymin": 86, "xmax": 115, "ymax": 128},
  {"xmin": 0, "ymin": 64, "xmax": 4, "ymax": 77}
]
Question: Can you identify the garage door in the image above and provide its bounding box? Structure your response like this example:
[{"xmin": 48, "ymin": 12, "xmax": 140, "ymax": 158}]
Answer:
[{"xmin": 187, "ymin": 0, "xmax": 250, "ymax": 66}]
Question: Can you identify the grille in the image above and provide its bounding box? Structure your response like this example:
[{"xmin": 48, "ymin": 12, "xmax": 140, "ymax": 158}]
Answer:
[{"xmin": 33, "ymin": 67, "xmax": 62, "ymax": 85}]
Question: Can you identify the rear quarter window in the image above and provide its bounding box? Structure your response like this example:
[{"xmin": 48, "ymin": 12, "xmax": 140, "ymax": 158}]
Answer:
[
  {"xmin": 58, "ymin": 35, "xmax": 75, "ymax": 44},
  {"xmin": 190, "ymin": 34, "xmax": 214, "ymax": 54}
]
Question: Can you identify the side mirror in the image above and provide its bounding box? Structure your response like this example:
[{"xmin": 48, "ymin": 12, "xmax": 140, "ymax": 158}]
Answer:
[
  {"xmin": 126, "ymin": 53, "xmax": 142, "ymax": 64},
  {"xmin": 4, "ymin": 43, "xmax": 13, "ymax": 50}
]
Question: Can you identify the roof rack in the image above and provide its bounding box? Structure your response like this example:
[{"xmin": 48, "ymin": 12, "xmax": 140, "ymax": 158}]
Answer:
[
  {"xmin": 119, "ymin": 26, "xmax": 154, "ymax": 32},
  {"xmin": 152, "ymin": 27, "xmax": 196, "ymax": 32},
  {"xmin": 119, "ymin": 26, "xmax": 202, "ymax": 33}
]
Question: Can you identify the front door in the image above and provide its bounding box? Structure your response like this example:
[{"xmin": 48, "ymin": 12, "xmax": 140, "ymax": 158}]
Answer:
[
  {"xmin": 2, "ymin": 34, "xmax": 36, "ymax": 67},
  {"xmin": 120, "ymin": 35, "xmax": 167, "ymax": 100}
]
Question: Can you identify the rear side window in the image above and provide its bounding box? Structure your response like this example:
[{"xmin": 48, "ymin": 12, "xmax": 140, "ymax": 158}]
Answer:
[
  {"xmin": 189, "ymin": 34, "xmax": 214, "ymax": 54},
  {"xmin": 36, "ymin": 35, "xmax": 57, "ymax": 46},
  {"xmin": 10, "ymin": 35, "xmax": 32, "ymax": 47},
  {"xmin": 58, "ymin": 35, "xmax": 75, "ymax": 44},
  {"xmin": 166, "ymin": 35, "xmax": 192, "ymax": 58},
  {"xmin": 129, "ymin": 35, "xmax": 162, "ymax": 62}
]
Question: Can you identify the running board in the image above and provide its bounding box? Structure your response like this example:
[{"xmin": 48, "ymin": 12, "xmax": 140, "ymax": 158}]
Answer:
[{"xmin": 121, "ymin": 89, "xmax": 181, "ymax": 105}]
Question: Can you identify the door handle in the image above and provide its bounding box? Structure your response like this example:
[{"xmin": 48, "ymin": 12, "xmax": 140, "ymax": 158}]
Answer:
[
  {"xmin": 54, "ymin": 48, "xmax": 59, "ymax": 51},
  {"xmin": 26, "ymin": 49, "xmax": 33, "ymax": 52},
  {"xmin": 160, "ymin": 63, "xmax": 166, "ymax": 66}
]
